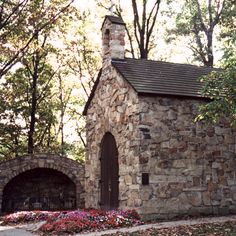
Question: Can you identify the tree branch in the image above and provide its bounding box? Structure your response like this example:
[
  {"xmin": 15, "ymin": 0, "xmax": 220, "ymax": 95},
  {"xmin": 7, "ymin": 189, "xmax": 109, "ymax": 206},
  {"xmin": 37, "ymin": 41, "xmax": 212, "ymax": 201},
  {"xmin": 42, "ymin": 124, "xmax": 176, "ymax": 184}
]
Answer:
[
  {"xmin": 196, "ymin": 0, "xmax": 208, "ymax": 34},
  {"xmin": 146, "ymin": 0, "xmax": 160, "ymax": 51},
  {"xmin": 0, "ymin": 0, "xmax": 29, "ymax": 30},
  {"xmin": 0, "ymin": 0, "xmax": 74, "ymax": 77},
  {"xmin": 212, "ymin": 0, "xmax": 225, "ymax": 28},
  {"xmin": 114, "ymin": 5, "xmax": 135, "ymax": 58},
  {"xmin": 132, "ymin": 0, "xmax": 141, "ymax": 46},
  {"xmin": 208, "ymin": 0, "xmax": 213, "ymax": 25}
]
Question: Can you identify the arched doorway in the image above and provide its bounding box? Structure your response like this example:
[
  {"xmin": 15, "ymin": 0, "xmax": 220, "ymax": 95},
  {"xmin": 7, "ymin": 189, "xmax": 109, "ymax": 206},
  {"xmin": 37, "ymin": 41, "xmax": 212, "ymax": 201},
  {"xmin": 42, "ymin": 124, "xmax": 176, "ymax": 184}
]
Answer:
[
  {"xmin": 2, "ymin": 168, "xmax": 76, "ymax": 213},
  {"xmin": 100, "ymin": 132, "xmax": 119, "ymax": 210}
]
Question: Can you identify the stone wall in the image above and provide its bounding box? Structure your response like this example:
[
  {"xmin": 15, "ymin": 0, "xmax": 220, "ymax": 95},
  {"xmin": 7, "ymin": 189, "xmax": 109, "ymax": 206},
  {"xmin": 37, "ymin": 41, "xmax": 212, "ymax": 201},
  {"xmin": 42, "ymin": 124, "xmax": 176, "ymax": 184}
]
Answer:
[
  {"xmin": 85, "ymin": 66, "xmax": 141, "ymax": 209},
  {"xmin": 138, "ymin": 96, "xmax": 236, "ymax": 219},
  {"xmin": 0, "ymin": 154, "xmax": 85, "ymax": 213}
]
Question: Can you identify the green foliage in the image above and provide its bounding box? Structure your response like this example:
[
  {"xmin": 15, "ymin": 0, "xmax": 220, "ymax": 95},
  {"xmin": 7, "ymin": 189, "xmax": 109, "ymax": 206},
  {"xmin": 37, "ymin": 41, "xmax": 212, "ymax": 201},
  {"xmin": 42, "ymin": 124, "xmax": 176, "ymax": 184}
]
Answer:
[
  {"xmin": 0, "ymin": 0, "xmax": 73, "ymax": 76},
  {"xmin": 196, "ymin": 67, "xmax": 236, "ymax": 126},
  {"xmin": 220, "ymin": 1, "xmax": 236, "ymax": 66},
  {"xmin": 176, "ymin": 1, "xmax": 202, "ymax": 35},
  {"xmin": 196, "ymin": 2, "xmax": 236, "ymax": 126},
  {"xmin": 172, "ymin": 0, "xmax": 231, "ymax": 67},
  {"xmin": 0, "ymin": 52, "xmax": 58, "ymax": 158},
  {"xmin": 66, "ymin": 144, "xmax": 85, "ymax": 163},
  {"xmin": 196, "ymin": 40, "xmax": 236, "ymax": 126},
  {"xmin": 0, "ymin": 0, "xmax": 98, "ymax": 160},
  {"xmin": 60, "ymin": 10, "xmax": 101, "ymax": 95}
]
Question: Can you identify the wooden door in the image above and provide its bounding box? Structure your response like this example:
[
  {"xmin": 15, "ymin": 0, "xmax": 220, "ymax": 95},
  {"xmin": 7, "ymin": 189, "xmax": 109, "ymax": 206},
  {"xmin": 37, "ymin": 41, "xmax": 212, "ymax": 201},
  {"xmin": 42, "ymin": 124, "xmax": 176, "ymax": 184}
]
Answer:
[{"xmin": 100, "ymin": 132, "xmax": 119, "ymax": 210}]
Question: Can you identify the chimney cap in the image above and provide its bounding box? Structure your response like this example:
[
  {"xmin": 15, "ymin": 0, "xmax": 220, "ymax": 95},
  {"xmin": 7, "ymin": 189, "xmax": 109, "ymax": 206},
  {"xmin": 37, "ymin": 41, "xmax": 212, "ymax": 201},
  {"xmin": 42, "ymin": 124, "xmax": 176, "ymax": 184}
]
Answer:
[{"xmin": 102, "ymin": 15, "xmax": 126, "ymax": 29}]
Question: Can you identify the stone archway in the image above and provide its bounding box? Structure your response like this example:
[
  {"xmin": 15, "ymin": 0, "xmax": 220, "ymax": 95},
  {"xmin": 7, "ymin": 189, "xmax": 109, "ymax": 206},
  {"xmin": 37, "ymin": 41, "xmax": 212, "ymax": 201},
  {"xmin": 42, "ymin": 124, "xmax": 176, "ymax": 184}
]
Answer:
[
  {"xmin": 2, "ymin": 168, "xmax": 76, "ymax": 212},
  {"xmin": 0, "ymin": 154, "xmax": 84, "ymax": 213}
]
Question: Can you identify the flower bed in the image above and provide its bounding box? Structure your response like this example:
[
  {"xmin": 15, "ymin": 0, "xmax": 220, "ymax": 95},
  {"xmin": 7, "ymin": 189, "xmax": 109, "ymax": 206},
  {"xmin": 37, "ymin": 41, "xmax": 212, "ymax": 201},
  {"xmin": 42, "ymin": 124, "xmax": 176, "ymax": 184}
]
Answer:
[
  {"xmin": 1, "ymin": 209, "xmax": 143, "ymax": 235},
  {"xmin": 40, "ymin": 209, "xmax": 142, "ymax": 234},
  {"xmin": 0, "ymin": 210, "xmax": 60, "ymax": 225}
]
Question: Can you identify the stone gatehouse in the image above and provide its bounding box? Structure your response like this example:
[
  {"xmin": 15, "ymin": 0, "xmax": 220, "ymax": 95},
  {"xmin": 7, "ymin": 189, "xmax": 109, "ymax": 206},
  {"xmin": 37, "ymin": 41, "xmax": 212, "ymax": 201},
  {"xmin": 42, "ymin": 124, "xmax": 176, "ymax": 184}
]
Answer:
[
  {"xmin": 83, "ymin": 15, "xmax": 236, "ymax": 219},
  {"xmin": 0, "ymin": 154, "xmax": 84, "ymax": 213}
]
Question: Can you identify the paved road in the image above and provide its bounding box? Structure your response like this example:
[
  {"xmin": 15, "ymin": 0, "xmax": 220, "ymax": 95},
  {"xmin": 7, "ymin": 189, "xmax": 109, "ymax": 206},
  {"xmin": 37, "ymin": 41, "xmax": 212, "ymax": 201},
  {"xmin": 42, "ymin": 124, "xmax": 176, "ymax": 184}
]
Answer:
[
  {"xmin": 0, "ymin": 227, "xmax": 34, "ymax": 236},
  {"xmin": 0, "ymin": 221, "xmax": 44, "ymax": 236}
]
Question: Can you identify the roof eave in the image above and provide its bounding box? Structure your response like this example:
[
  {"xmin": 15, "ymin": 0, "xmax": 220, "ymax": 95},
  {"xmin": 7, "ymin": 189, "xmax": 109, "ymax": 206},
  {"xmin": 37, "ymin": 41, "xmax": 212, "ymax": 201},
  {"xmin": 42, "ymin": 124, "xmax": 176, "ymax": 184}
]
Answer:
[{"xmin": 138, "ymin": 91, "xmax": 212, "ymax": 101}]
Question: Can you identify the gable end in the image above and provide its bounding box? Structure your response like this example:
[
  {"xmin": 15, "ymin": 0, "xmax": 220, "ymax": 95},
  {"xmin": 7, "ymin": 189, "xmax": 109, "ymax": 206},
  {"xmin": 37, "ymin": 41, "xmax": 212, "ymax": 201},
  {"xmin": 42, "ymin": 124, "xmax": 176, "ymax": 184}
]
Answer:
[{"xmin": 83, "ymin": 69, "xmax": 102, "ymax": 116}]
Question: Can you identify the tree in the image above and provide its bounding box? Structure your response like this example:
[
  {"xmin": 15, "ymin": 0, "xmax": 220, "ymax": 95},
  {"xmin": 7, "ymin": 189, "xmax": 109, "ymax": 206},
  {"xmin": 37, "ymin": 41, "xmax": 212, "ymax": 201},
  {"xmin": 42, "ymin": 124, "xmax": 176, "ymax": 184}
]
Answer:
[
  {"xmin": 174, "ymin": 0, "xmax": 226, "ymax": 67},
  {"xmin": 0, "ymin": 1, "xmax": 103, "ymax": 160},
  {"xmin": 59, "ymin": 12, "xmax": 101, "ymax": 99},
  {"xmin": 131, "ymin": 0, "xmax": 161, "ymax": 58},
  {"xmin": 57, "ymin": 10, "xmax": 101, "ymax": 157},
  {"xmin": 196, "ymin": 3, "xmax": 236, "ymax": 126},
  {"xmin": 196, "ymin": 65, "xmax": 236, "ymax": 126},
  {"xmin": 98, "ymin": 0, "xmax": 162, "ymax": 59},
  {"xmin": 0, "ymin": 0, "xmax": 75, "ymax": 157},
  {"xmin": 0, "ymin": 41, "xmax": 59, "ymax": 157},
  {"xmin": 24, "ymin": 37, "xmax": 58, "ymax": 154},
  {"xmin": 0, "ymin": 0, "xmax": 73, "ymax": 77}
]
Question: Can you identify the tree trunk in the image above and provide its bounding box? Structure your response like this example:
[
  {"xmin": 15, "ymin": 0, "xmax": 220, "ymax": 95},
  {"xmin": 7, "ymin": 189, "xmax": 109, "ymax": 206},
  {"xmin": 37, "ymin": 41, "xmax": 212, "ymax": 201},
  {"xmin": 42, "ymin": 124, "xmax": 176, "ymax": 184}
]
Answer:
[
  {"xmin": 28, "ymin": 52, "xmax": 39, "ymax": 154},
  {"xmin": 206, "ymin": 30, "xmax": 214, "ymax": 67},
  {"xmin": 131, "ymin": 0, "xmax": 160, "ymax": 59},
  {"xmin": 59, "ymin": 75, "xmax": 65, "ymax": 154},
  {"xmin": 140, "ymin": 49, "xmax": 148, "ymax": 59},
  {"xmin": 14, "ymin": 135, "xmax": 19, "ymax": 158}
]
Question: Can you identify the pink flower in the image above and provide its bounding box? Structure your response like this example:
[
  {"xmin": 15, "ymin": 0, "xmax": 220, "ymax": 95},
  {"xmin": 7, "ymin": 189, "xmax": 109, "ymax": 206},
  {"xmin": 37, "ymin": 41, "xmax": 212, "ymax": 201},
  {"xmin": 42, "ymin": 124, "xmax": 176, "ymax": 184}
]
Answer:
[{"xmin": 1, "ymin": 209, "xmax": 142, "ymax": 234}]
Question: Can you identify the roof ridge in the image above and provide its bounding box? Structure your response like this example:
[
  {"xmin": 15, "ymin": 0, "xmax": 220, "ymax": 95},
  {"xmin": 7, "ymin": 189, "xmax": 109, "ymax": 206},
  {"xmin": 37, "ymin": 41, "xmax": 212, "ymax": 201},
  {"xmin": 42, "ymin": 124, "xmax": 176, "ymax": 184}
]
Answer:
[
  {"xmin": 112, "ymin": 57, "xmax": 219, "ymax": 70},
  {"xmin": 102, "ymin": 15, "xmax": 126, "ymax": 28}
]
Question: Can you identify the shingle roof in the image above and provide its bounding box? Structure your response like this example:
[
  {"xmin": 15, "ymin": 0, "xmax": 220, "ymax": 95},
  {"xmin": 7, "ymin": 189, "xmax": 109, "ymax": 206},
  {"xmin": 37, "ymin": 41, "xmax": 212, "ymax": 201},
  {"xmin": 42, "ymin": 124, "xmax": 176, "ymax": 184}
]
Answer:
[
  {"xmin": 112, "ymin": 58, "xmax": 214, "ymax": 98},
  {"xmin": 102, "ymin": 15, "xmax": 126, "ymax": 28},
  {"xmin": 83, "ymin": 58, "xmax": 216, "ymax": 115}
]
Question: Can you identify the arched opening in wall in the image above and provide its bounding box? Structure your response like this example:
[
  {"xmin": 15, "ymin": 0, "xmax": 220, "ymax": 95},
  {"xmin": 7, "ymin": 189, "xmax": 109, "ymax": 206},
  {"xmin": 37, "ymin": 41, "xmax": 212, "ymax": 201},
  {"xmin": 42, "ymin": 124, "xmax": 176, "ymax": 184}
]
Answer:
[
  {"xmin": 2, "ymin": 168, "xmax": 76, "ymax": 213},
  {"xmin": 103, "ymin": 29, "xmax": 110, "ymax": 56},
  {"xmin": 100, "ymin": 132, "xmax": 119, "ymax": 210}
]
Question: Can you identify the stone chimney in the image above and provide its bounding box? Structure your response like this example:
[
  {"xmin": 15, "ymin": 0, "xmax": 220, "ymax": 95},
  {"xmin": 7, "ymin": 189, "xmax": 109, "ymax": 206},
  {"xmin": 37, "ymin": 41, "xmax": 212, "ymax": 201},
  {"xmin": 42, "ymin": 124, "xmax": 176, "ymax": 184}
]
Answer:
[{"xmin": 102, "ymin": 15, "xmax": 126, "ymax": 67}]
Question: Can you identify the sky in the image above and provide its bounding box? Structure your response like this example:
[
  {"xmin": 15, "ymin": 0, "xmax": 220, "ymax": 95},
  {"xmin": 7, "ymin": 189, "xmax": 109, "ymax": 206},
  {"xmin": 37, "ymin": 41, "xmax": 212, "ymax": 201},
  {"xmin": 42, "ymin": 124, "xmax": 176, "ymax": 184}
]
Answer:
[
  {"xmin": 72, "ymin": 0, "xmax": 223, "ymax": 66},
  {"xmin": 72, "ymin": 0, "xmax": 191, "ymax": 63}
]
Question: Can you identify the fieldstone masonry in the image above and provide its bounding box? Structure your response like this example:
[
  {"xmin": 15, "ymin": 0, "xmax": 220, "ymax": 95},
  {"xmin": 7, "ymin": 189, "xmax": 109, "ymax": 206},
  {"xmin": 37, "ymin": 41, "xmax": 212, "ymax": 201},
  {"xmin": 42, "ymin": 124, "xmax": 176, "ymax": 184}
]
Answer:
[
  {"xmin": 0, "ymin": 154, "xmax": 85, "ymax": 213},
  {"xmin": 102, "ymin": 16, "xmax": 125, "ymax": 67},
  {"xmin": 84, "ymin": 16, "xmax": 236, "ymax": 219},
  {"xmin": 85, "ymin": 66, "xmax": 140, "ymax": 210},
  {"xmin": 138, "ymin": 96, "xmax": 236, "ymax": 219}
]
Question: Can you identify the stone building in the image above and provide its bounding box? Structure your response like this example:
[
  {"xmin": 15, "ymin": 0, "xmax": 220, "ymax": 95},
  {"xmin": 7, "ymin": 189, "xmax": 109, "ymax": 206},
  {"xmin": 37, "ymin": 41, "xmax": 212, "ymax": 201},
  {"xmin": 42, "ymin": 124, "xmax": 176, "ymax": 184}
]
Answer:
[{"xmin": 83, "ymin": 15, "xmax": 236, "ymax": 219}]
